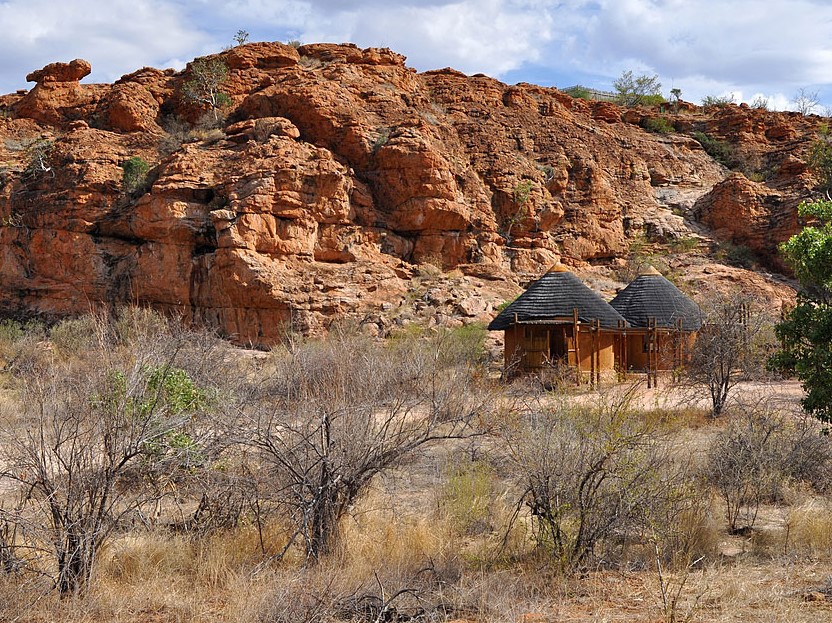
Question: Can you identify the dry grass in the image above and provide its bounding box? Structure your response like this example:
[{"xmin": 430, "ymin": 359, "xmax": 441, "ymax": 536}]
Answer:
[
  {"xmin": 2, "ymin": 504, "xmax": 831, "ymax": 622},
  {"xmin": 785, "ymin": 500, "xmax": 832, "ymax": 558},
  {"xmin": 0, "ymin": 355, "xmax": 830, "ymax": 623}
]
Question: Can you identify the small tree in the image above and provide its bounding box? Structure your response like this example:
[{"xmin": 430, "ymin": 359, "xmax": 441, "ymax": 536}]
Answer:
[
  {"xmin": 0, "ymin": 311, "xmax": 224, "ymax": 596},
  {"xmin": 502, "ymin": 390, "xmax": 689, "ymax": 572},
  {"xmin": 181, "ymin": 57, "xmax": 232, "ymax": 123},
  {"xmin": 242, "ymin": 330, "xmax": 492, "ymax": 561},
  {"xmin": 504, "ymin": 179, "xmax": 534, "ymax": 245},
  {"xmin": 793, "ymin": 87, "xmax": 820, "ymax": 115},
  {"xmin": 613, "ymin": 70, "xmax": 663, "ymax": 107},
  {"xmin": 771, "ymin": 199, "xmax": 832, "ymax": 422},
  {"xmin": 670, "ymin": 87, "xmax": 682, "ymax": 112},
  {"xmin": 233, "ymin": 29, "xmax": 249, "ymax": 46},
  {"xmin": 23, "ymin": 138, "xmax": 54, "ymax": 179},
  {"xmin": 685, "ymin": 295, "xmax": 771, "ymax": 417}
]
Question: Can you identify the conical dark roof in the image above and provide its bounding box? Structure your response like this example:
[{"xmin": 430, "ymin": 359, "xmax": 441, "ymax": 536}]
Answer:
[
  {"xmin": 488, "ymin": 265, "xmax": 627, "ymax": 330},
  {"xmin": 609, "ymin": 266, "xmax": 702, "ymax": 330}
]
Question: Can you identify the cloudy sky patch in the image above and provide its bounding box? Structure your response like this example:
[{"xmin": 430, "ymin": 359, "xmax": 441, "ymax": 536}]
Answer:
[{"xmin": 2, "ymin": 0, "xmax": 831, "ymax": 110}]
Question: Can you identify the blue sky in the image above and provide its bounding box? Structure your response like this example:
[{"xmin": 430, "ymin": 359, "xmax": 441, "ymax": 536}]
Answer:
[{"xmin": 3, "ymin": 0, "xmax": 832, "ymax": 111}]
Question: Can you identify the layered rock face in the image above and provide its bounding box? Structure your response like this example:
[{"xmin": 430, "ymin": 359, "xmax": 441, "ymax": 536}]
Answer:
[{"xmin": 0, "ymin": 43, "xmax": 816, "ymax": 342}]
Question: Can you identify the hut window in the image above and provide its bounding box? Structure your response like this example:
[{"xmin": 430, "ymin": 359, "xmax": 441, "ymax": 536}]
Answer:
[{"xmin": 642, "ymin": 335, "xmax": 658, "ymax": 352}]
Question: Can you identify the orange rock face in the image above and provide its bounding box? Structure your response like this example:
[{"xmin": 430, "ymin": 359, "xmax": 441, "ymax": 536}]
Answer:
[
  {"xmin": 694, "ymin": 173, "xmax": 797, "ymax": 270},
  {"xmin": 0, "ymin": 45, "xmax": 814, "ymax": 341},
  {"xmin": 26, "ymin": 59, "xmax": 92, "ymax": 84}
]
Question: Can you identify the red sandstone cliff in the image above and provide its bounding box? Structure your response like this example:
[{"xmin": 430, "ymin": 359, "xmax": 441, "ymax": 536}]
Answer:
[{"xmin": 0, "ymin": 43, "xmax": 812, "ymax": 342}]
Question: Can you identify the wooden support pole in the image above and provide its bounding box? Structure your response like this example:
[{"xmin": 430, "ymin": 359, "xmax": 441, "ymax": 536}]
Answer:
[
  {"xmin": 647, "ymin": 318, "xmax": 654, "ymax": 389},
  {"xmin": 573, "ymin": 308, "xmax": 581, "ymax": 386},
  {"xmin": 590, "ymin": 320, "xmax": 596, "ymax": 388},
  {"xmin": 619, "ymin": 320, "xmax": 628, "ymax": 382}
]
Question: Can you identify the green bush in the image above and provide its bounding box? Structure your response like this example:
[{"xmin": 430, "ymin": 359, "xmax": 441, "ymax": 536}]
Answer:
[
  {"xmin": 49, "ymin": 316, "xmax": 101, "ymax": 354},
  {"xmin": 122, "ymin": 156, "xmax": 150, "ymax": 195},
  {"xmin": 441, "ymin": 459, "xmax": 496, "ymax": 535},
  {"xmin": 0, "ymin": 318, "xmax": 45, "ymax": 365},
  {"xmin": 564, "ymin": 85, "xmax": 592, "ymax": 100},
  {"xmin": 496, "ymin": 296, "xmax": 517, "ymax": 312},
  {"xmin": 692, "ymin": 131, "xmax": 738, "ymax": 168},
  {"xmin": 716, "ymin": 241, "xmax": 757, "ymax": 268},
  {"xmin": 808, "ymin": 126, "xmax": 832, "ymax": 190},
  {"xmin": 513, "ymin": 179, "xmax": 533, "ymax": 206},
  {"xmin": 0, "ymin": 319, "xmax": 25, "ymax": 344},
  {"xmin": 642, "ymin": 116, "xmax": 675, "ymax": 134},
  {"xmin": 668, "ymin": 236, "xmax": 699, "ymax": 253},
  {"xmin": 701, "ymin": 94, "xmax": 736, "ymax": 107},
  {"xmin": 641, "ymin": 94, "xmax": 667, "ymax": 106},
  {"xmin": 441, "ymin": 323, "xmax": 488, "ymax": 367}
]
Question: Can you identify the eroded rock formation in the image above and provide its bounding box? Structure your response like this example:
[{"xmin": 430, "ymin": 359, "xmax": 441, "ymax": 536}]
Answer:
[{"xmin": 0, "ymin": 43, "xmax": 814, "ymax": 342}]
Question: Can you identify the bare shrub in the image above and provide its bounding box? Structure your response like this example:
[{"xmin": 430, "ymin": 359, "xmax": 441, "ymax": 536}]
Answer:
[
  {"xmin": 0, "ymin": 311, "xmax": 230, "ymax": 596},
  {"xmin": 684, "ymin": 294, "xmax": 774, "ymax": 417},
  {"xmin": 705, "ymin": 402, "xmax": 832, "ymax": 533},
  {"xmin": 241, "ymin": 330, "xmax": 496, "ymax": 562},
  {"xmin": 0, "ymin": 318, "xmax": 45, "ymax": 373},
  {"xmin": 793, "ymin": 88, "xmax": 820, "ymax": 115},
  {"xmin": 502, "ymin": 388, "xmax": 700, "ymax": 572}
]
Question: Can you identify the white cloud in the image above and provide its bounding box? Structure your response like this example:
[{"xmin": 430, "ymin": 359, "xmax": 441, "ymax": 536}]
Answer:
[
  {"xmin": 565, "ymin": 0, "xmax": 832, "ymax": 103},
  {"xmin": 3, "ymin": 0, "xmax": 832, "ymax": 109},
  {"xmin": 0, "ymin": 0, "xmax": 207, "ymax": 92}
]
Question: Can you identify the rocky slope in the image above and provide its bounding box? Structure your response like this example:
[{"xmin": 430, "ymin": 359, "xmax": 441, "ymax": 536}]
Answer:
[{"xmin": 0, "ymin": 42, "xmax": 815, "ymax": 343}]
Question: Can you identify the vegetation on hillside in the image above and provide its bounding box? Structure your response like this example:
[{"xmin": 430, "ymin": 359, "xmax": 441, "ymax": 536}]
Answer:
[
  {"xmin": 613, "ymin": 70, "xmax": 665, "ymax": 107},
  {"xmin": 0, "ymin": 309, "xmax": 828, "ymax": 621},
  {"xmin": 771, "ymin": 199, "xmax": 832, "ymax": 421}
]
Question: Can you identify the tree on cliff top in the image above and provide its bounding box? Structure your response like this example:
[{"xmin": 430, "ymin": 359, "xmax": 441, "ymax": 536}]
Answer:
[
  {"xmin": 181, "ymin": 57, "xmax": 232, "ymax": 123},
  {"xmin": 613, "ymin": 70, "xmax": 664, "ymax": 107},
  {"xmin": 770, "ymin": 199, "xmax": 832, "ymax": 422}
]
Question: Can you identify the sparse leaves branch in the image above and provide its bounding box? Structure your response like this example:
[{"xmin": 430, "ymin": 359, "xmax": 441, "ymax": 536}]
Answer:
[
  {"xmin": 181, "ymin": 57, "xmax": 232, "ymax": 122},
  {"xmin": 794, "ymin": 87, "xmax": 820, "ymax": 116},
  {"xmin": 613, "ymin": 70, "xmax": 663, "ymax": 107}
]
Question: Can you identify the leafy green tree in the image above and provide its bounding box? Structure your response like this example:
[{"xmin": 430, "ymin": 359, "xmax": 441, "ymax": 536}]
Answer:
[
  {"xmin": 613, "ymin": 70, "xmax": 663, "ymax": 107},
  {"xmin": 808, "ymin": 126, "xmax": 832, "ymax": 190},
  {"xmin": 181, "ymin": 57, "xmax": 232, "ymax": 122},
  {"xmin": 771, "ymin": 199, "xmax": 832, "ymax": 422}
]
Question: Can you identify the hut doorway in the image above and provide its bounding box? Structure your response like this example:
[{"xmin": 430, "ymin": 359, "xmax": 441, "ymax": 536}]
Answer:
[{"xmin": 549, "ymin": 327, "xmax": 569, "ymax": 364}]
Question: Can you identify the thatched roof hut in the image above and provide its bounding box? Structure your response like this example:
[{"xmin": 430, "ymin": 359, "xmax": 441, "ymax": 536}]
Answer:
[
  {"xmin": 609, "ymin": 266, "xmax": 702, "ymax": 331},
  {"xmin": 488, "ymin": 265, "xmax": 627, "ymax": 381},
  {"xmin": 488, "ymin": 264, "xmax": 627, "ymax": 331}
]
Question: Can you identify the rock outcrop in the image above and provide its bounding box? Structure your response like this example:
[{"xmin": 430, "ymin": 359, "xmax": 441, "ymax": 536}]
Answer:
[{"xmin": 0, "ymin": 44, "xmax": 812, "ymax": 342}]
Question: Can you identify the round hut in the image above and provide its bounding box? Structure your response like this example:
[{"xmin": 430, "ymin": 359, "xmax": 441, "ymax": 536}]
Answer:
[
  {"xmin": 488, "ymin": 264, "xmax": 627, "ymax": 380},
  {"xmin": 609, "ymin": 266, "xmax": 702, "ymax": 374}
]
